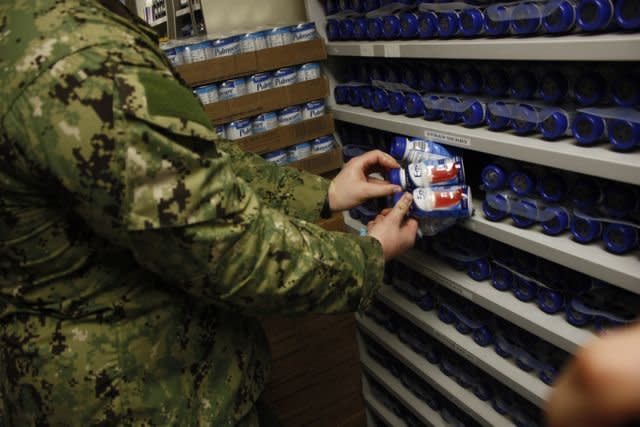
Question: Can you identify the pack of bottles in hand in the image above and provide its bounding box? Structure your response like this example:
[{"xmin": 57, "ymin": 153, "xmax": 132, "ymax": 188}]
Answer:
[
  {"xmin": 423, "ymin": 226, "xmax": 639, "ymax": 330},
  {"xmin": 334, "ymin": 59, "xmax": 640, "ymax": 150},
  {"xmin": 161, "ymin": 22, "xmax": 318, "ymax": 66},
  {"xmin": 481, "ymin": 158, "xmax": 640, "ymax": 255},
  {"xmin": 324, "ymin": 0, "xmax": 640, "ymax": 41},
  {"xmin": 375, "ymin": 265, "xmax": 571, "ymax": 387},
  {"xmin": 363, "ymin": 317, "xmax": 543, "ymax": 426}
]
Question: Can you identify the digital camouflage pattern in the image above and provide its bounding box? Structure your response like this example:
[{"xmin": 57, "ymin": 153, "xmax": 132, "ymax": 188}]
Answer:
[{"xmin": 0, "ymin": 1, "xmax": 384, "ymax": 425}]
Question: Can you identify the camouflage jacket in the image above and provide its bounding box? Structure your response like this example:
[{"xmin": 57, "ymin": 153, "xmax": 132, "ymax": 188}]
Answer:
[{"xmin": 0, "ymin": 1, "xmax": 383, "ymax": 425}]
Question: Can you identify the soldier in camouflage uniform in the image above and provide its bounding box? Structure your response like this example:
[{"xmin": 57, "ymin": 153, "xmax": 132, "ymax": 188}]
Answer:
[{"xmin": 0, "ymin": 1, "xmax": 418, "ymax": 425}]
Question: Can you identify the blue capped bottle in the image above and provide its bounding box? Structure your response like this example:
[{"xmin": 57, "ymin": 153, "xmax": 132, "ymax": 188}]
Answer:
[
  {"xmin": 603, "ymin": 223, "xmax": 639, "ymax": 254},
  {"xmin": 576, "ymin": 0, "xmax": 617, "ymax": 32},
  {"xmin": 543, "ymin": 0, "xmax": 577, "ymax": 34},
  {"xmin": 511, "ymin": 2, "xmax": 544, "ymax": 36},
  {"xmin": 460, "ymin": 7, "xmax": 486, "ymax": 37},
  {"xmin": 612, "ymin": 74, "xmax": 640, "ymax": 107},
  {"xmin": 437, "ymin": 10, "xmax": 461, "ymax": 38},
  {"xmin": 484, "ymin": 4, "xmax": 511, "ymax": 37},
  {"xmin": 608, "ymin": 119, "xmax": 640, "ymax": 152},
  {"xmin": 615, "ymin": 0, "xmax": 640, "ymax": 29},
  {"xmin": 484, "ymin": 67, "xmax": 510, "ymax": 97},
  {"xmin": 540, "ymin": 71, "xmax": 569, "ymax": 104},
  {"xmin": 572, "ymin": 112, "xmax": 607, "ymax": 146},
  {"xmin": 574, "ymin": 71, "xmax": 607, "ymax": 106}
]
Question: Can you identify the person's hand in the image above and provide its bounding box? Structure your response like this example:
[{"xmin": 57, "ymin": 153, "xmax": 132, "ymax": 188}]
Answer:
[
  {"xmin": 546, "ymin": 322, "xmax": 640, "ymax": 427},
  {"xmin": 328, "ymin": 150, "xmax": 403, "ymax": 212},
  {"xmin": 367, "ymin": 193, "xmax": 418, "ymax": 261}
]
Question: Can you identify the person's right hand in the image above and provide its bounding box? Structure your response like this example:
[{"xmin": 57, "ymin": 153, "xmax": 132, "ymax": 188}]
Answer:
[{"xmin": 367, "ymin": 193, "xmax": 418, "ymax": 261}]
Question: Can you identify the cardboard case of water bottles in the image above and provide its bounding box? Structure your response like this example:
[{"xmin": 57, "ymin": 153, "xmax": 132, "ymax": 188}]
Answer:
[{"xmin": 161, "ymin": 22, "xmax": 343, "ymax": 174}]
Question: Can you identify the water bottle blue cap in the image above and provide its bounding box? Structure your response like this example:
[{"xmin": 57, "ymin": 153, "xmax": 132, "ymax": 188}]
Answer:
[
  {"xmin": 615, "ymin": 0, "xmax": 640, "ymax": 30},
  {"xmin": 482, "ymin": 194, "xmax": 509, "ymax": 221},
  {"xmin": 543, "ymin": 0, "xmax": 576, "ymax": 33},
  {"xmin": 571, "ymin": 178, "xmax": 602, "ymax": 210},
  {"xmin": 326, "ymin": 20, "xmax": 341, "ymax": 41},
  {"xmin": 603, "ymin": 223, "xmax": 639, "ymax": 254},
  {"xmin": 424, "ymin": 104, "xmax": 442, "ymax": 121},
  {"xmin": 347, "ymin": 86, "xmax": 362, "ymax": 107},
  {"xmin": 571, "ymin": 217, "xmax": 603, "ymax": 243},
  {"xmin": 438, "ymin": 69, "xmax": 460, "ymax": 93},
  {"xmin": 402, "ymin": 69, "xmax": 420, "ymax": 90},
  {"xmin": 461, "ymin": 69, "xmax": 483, "ymax": 94},
  {"xmin": 538, "ymin": 173, "xmax": 567, "ymax": 203},
  {"xmin": 484, "ymin": 7, "xmax": 510, "ymax": 36},
  {"xmin": 612, "ymin": 77, "xmax": 640, "ymax": 107},
  {"xmin": 339, "ymin": 19, "xmax": 355, "ymax": 40},
  {"xmin": 382, "ymin": 15, "xmax": 401, "ymax": 39},
  {"xmin": 334, "ymin": 85, "xmax": 349, "ymax": 104},
  {"xmin": 367, "ymin": 17, "xmax": 384, "ymax": 40},
  {"xmin": 484, "ymin": 69, "xmax": 509, "ymax": 97},
  {"xmin": 441, "ymin": 109, "xmax": 461, "ymax": 124},
  {"xmin": 390, "ymin": 137, "xmax": 407, "ymax": 160},
  {"xmin": 541, "ymin": 111, "xmax": 569, "ymax": 140},
  {"xmin": 511, "ymin": 72, "xmax": 537, "ymax": 100},
  {"xmin": 541, "ymin": 72, "xmax": 569, "ymax": 104},
  {"xmin": 481, "ymin": 164, "xmax": 508, "ymax": 190},
  {"xmin": 572, "ymin": 113, "xmax": 606, "ymax": 145},
  {"xmin": 418, "ymin": 11, "xmax": 438, "ymax": 38},
  {"xmin": 512, "ymin": 200, "xmax": 538, "ymax": 228},
  {"xmin": 511, "ymin": 105, "xmax": 538, "ymax": 135},
  {"xmin": 419, "ymin": 68, "xmax": 438, "ymax": 92},
  {"xmin": 405, "ymin": 93, "xmax": 425, "ymax": 117},
  {"xmin": 462, "ymin": 101, "xmax": 485, "ymax": 126},
  {"xmin": 542, "ymin": 207, "xmax": 570, "ymax": 236},
  {"xmin": 487, "ymin": 109, "xmax": 510, "ymax": 130},
  {"xmin": 372, "ymin": 89, "xmax": 389, "ymax": 112},
  {"xmin": 400, "ymin": 12, "xmax": 419, "ymax": 38},
  {"xmin": 388, "ymin": 168, "xmax": 403, "ymax": 188},
  {"xmin": 460, "ymin": 8, "xmax": 485, "ymax": 36},
  {"xmin": 388, "ymin": 92, "xmax": 406, "ymax": 114},
  {"xmin": 575, "ymin": 72, "xmax": 606, "ymax": 106},
  {"xmin": 511, "ymin": 3, "xmax": 543, "ymax": 34},
  {"xmin": 359, "ymin": 86, "xmax": 373, "ymax": 109},
  {"xmin": 608, "ymin": 119, "xmax": 640, "ymax": 152},
  {"xmin": 509, "ymin": 170, "xmax": 536, "ymax": 196},
  {"xmin": 437, "ymin": 12, "xmax": 460, "ymax": 38},
  {"xmin": 353, "ymin": 17, "xmax": 369, "ymax": 40},
  {"xmin": 577, "ymin": 0, "xmax": 614, "ymax": 32}
]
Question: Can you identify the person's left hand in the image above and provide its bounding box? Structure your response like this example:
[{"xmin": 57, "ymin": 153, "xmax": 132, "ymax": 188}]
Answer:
[{"xmin": 328, "ymin": 150, "xmax": 403, "ymax": 212}]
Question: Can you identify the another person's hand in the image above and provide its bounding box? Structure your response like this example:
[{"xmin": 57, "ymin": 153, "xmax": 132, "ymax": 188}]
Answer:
[
  {"xmin": 328, "ymin": 150, "xmax": 402, "ymax": 212},
  {"xmin": 367, "ymin": 193, "xmax": 418, "ymax": 261},
  {"xmin": 546, "ymin": 322, "xmax": 640, "ymax": 427}
]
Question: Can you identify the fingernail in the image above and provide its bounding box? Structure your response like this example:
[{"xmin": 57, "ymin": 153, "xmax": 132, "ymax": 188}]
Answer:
[
  {"xmin": 393, "ymin": 185, "xmax": 403, "ymax": 193},
  {"xmin": 402, "ymin": 192, "xmax": 413, "ymax": 202}
]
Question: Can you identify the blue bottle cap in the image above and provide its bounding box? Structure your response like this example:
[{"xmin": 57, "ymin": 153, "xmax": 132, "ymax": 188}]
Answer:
[
  {"xmin": 511, "ymin": 3, "xmax": 543, "ymax": 35},
  {"xmin": 492, "ymin": 266, "xmax": 514, "ymax": 290},
  {"xmin": 571, "ymin": 217, "xmax": 603, "ymax": 243},
  {"xmin": 541, "ymin": 207, "xmax": 570, "ymax": 236},
  {"xmin": 609, "ymin": 119, "xmax": 640, "ymax": 152},
  {"xmin": 484, "ymin": 68, "xmax": 509, "ymax": 97},
  {"xmin": 577, "ymin": 0, "xmax": 615, "ymax": 32},
  {"xmin": 570, "ymin": 177, "xmax": 603, "ymax": 210},
  {"xmin": 481, "ymin": 164, "xmax": 508, "ymax": 190},
  {"xmin": 419, "ymin": 68, "xmax": 438, "ymax": 92},
  {"xmin": 482, "ymin": 194, "xmax": 510, "ymax": 221},
  {"xmin": 334, "ymin": 85, "xmax": 349, "ymax": 104},
  {"xmin": 615, "ymin": 0, "xmax": 640, "ymax": 29},
  {"xmin": 388, "ymin": 168, "xmax": 404, "ymax": 187},
  {"xmin": 353, "ymin": 17, "xmax": 369, "ymax": 40},
  {"xmin": 385, "ymin": 65, "xmax": 402, "ymax": 83},
  {"xmin": 460, "ymin": 8, "xmax": 485, "ymax": 36},
  {"xmin": 460, "ymin": 67, "xmax": 483, "ymax": 94},
  {"xmin": 485, "ymin": 6, "xmax": 511, "ymax": 36},
  {"xmin": 574, "ymin": 72, "xmax": 606, "ymax": 106},
  {"xmin": 423, "ymin": 96, "xmax": 442, "ymax": 121},
  {"xmin": 438, "ymin": 68, "xmax": 460, "ymax": 93},
  {"xmin": 572, "ymin": 113, "xmax": 606, "ymax": 145},
  {"xmin": 382, "ymin": 15, "xmax": 401, "ymax": 39},
  {"xmin": 402, "ymin": 68, "xmax": 420, "ymax": 90},
  {"xmin": 509, "ymin": 170, "xmax": 536, "ymax": 196},
  {"xmin": 418, "ymin": 11, "xmax": 438, "ymax": 38},
  {"xmin": 372, "ymin": 88, "xmax": 389, "ymax": 112},
  {"xmin": 486, "ymin": 106, "xmax": 511, "ymax": 131},
  {"xmin": 400, "ymin": 12, "xmax": 419, "ymax": 38},
  {"xmin": 540, "ymin": 71, "xmax": 569, "ymax": 104},
  {"xmin": 468, "ymin": 259, "xmax": 491, "ymax": 281},
  {"xmin": 405, "ymin": 93, "xmax": 425, "ymax": 117},
  {"xmin": 462, "ymin": 101, "xmax": 485, "ymax": 127},
  {"xmin": 437, "ymin": 11, "xmax": 460, "ymax": 38},
  {"xmin": 511, "ymin": 105, "xmax": 538, "ymax": 135},
  {"xmin": 359, "ymin": 86, "xmax": 374, "ymax": 109},
  {"xmin": 369, "ymin": 64, "xmax": 388, "ymax": 82},
  {"xmin": 540, "ymin": 111, "xmax": 569, "ymax": 140},
  {"xmin": 326, "ymin": 19, "xmax": 340, "ymax": 41},
  {"xmin": 603, "ymin": 223, "xmax": 639, "ymax": 255},
  {"xmin": 367, "ymin": 17, "xmax": 384, "ymax": 40},
  {"xmin": 538, "ymin": 172, "xmax": 567, "ymax": 203},
  {"xmin": 390, "ymin": 136, "xmax": 407, "ymax": 160},
  {"xmin": 543, "ymin": 0, "xmax": 577, "ymax": 33},
  {"xmin": 347, "ymin": 86, "xmax": 362, "ymax": 106},
  {"xmin": 339, "ymin": 19, "xmax": 355, "ymax": 40},
  {"xmin": 612, "ymin": 76, "xmax": 640, "ymax": 107},
  {"xmin": 511, "ymin": 200, "xmax": 538, "ymax": 228},
  {"xmin": 388, "ymin": 91, "xmax": 406, "ymax": 114},
  {"xmin": 511, "ymin": 71, "xmax": 537, "ymax": 100}
]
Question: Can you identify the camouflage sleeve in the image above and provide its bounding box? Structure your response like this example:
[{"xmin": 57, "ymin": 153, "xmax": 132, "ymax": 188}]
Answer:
[
  {"xmin": 7, "ymin": 44, "xmax": 383, "ymax": 315},
  {"xmin": 215, "ymin": 140, "xmax": 330, "ymax": 223}
]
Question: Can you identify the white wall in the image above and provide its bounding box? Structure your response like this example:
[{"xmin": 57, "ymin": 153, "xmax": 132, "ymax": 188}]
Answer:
[{"xmin": 200, "ymin": 0, "xmax": 307, "ymax": 36}]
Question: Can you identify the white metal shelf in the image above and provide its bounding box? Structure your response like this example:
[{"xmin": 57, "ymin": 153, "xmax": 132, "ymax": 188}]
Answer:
[
  {"xmin": 343, "ymin": 200, "xmax": 640, "ymax": 295},
  {"xmin": 364, "ymin": 398, "xmax": 406, "ymax": 427},
  {"xmin": 361, "ymin": 356, "xmax": 446, "ymax": 427},
  {"xmin": 371, "ymin": 286, "xmax": 552, "ymax": 407},
  {"xmin": 359, "ymin": 317, "xmax": 514, "ymax": 427},
  {"xmin": 326, "ymin": 34, "xmax": 640, "ymax": 61},
  {"xmin": 332, "ymin": 104, "xmax": 640, "ymax": 186},
  {"xmin": 396, "ymin": 249, "xmax": 596, "ymax": 354}
]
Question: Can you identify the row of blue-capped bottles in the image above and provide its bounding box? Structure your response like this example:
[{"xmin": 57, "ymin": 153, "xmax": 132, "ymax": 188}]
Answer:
[
  {"xmin": 363, "ymin": 312, "xmax": 542, "ymax": 426},
  {"xmin": 325, "ymin": 0, "xmax": 640, "ymax": 41},
  {"xmin": 418, "ymin": 226, "xmax": 639, "ymax": 329},
  {"xmin": 480, "ymin": 158, "xmax": 640, "ymax": 254}
]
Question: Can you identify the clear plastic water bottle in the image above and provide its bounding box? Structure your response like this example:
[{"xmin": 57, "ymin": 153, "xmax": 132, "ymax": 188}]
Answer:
[{"xmin": 576, "ymin": 0, "xmax": 617, "ymax": 32}]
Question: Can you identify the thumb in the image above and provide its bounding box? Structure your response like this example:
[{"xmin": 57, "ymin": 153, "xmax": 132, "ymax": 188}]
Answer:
[{"xmin": 387, "ymin": 192, "xmax": 413, "ymax": 225}]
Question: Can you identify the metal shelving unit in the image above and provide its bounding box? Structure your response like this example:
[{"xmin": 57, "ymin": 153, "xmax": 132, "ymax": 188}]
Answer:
[
  {"xmin": 359, "ymin": 319, "xmax": 513, "ymax": 427},
  {"xmin": 325, "ymin": 34, "xmax": 640, "ymax": 61},
  {"xmin": 364, "ymin": 396, "xmax": 406, "ymax": 427},
  {"xmin": 372, "ymin": 287, "xmax": 551, "ymax": 407},
  {"xmin": 332, "ymin": 105, "xmax": 640, "ymax": 186}
]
